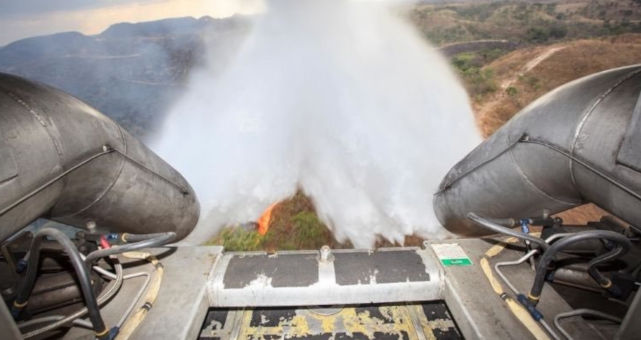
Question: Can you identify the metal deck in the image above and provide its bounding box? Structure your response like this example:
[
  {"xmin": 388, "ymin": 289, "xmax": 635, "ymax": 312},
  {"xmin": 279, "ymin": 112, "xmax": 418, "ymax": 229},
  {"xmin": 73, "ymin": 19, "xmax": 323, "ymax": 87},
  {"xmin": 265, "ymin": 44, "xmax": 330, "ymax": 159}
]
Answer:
[{"xmin": 58, "ymin": 239, "xmax": 614, "ymax": 339}]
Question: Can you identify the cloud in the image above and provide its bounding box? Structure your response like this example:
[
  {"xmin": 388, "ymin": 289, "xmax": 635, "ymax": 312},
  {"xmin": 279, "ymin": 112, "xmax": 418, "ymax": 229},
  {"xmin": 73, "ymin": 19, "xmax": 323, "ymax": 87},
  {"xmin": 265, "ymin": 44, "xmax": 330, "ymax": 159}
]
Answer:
[
  {"xmin": 0, "ymin": 0, "xmax": 264, "ymax": 45},
  {"xmin": 1, "ymin": 0, "xmax": 144, "ymax": 18}
]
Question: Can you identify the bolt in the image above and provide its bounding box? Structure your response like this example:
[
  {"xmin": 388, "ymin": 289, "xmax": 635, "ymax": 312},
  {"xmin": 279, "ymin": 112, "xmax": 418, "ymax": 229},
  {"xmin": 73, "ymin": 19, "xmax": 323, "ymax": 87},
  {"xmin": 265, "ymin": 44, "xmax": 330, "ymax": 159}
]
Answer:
[
  {"xmin": 320, "ymin": 245, "xmax": 333, "ymax": 262},
  {"xmin": 86, "ymin": 220, "xmax": 97, "ymax": 232}
]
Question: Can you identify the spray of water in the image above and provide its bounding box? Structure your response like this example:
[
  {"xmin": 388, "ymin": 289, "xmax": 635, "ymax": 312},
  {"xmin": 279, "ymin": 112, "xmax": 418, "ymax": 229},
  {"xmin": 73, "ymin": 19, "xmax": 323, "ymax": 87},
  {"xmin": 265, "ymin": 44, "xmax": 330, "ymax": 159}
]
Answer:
[{"xmin": 153, "ymin": 0, "xmax": 480, "ymax": 248}]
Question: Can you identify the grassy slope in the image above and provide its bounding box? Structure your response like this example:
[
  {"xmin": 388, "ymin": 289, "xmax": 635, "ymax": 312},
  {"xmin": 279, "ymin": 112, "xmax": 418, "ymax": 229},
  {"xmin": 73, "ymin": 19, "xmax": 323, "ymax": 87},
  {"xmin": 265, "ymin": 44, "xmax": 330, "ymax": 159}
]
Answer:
[
  {"xmin": 210, "ymin": 1, "xmax": 641, "ymax": 250},
  {"xmin": 475, "ymin": 34, "xmax": 641, "ymax": 137}
]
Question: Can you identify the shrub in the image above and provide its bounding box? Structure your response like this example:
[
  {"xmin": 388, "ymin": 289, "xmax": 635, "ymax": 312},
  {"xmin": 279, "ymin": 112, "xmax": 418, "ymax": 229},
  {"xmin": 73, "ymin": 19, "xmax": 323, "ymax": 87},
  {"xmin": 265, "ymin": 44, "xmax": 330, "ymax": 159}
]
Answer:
[
  {"xmin": 208, "ymin": 227, "xmax": 264, "ymax": 251},
  {"xmin": 291, "ymin": 211, "xmax": 329, "ymax": 249},
  {"xmin": 456, "ymin": 66, "xmax": 497, "ymax": 101},
  {"xmin": 526, "ymin": 23, "xmax": 567, "ymax": 43}
]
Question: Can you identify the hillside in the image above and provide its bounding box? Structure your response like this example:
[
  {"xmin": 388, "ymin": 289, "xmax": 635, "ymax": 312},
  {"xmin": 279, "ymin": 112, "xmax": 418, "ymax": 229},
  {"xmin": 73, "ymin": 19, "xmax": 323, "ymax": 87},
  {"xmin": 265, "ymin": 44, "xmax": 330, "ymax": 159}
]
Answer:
[
  {"xmin": 408, "ymin": 0, "xmax": 641, "ymax": 46},
  {"xmin": 0, "ymin": 16, "xmax": 248, "ymax": 139},
  {"xmin": 474, "ymin": 33, "xmax": 641, "ymax": 136},
  {"xmin": 1, "ymin": 0, "xmax": 639, "ymax": 140}
]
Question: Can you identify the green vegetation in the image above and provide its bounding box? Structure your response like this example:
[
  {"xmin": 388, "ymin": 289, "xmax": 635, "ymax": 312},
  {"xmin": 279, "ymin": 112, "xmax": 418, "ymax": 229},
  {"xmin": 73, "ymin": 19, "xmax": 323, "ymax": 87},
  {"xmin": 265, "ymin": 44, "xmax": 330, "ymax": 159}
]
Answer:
[
  {"xmin": 208, "ymin": 212, "xmax": 335, "ymax": 251},
  {"xmin": 519, "ymin": 74, "xmax": 541, "ymax": 91},
  {"xmin": 451, "ymin": 50, "xmax": 501, "ymax": 100},
  {"xmin": 452, "ymin": 48, "xmax": 507, "ymax": 69},
  {"xmin": 270, "ymin": 211, "xmax": 329, "ymax": 250},
  {"xmin": 207, "ymin": 227, "xmax": 264, "ymax": 251},
  {"xmin": 459, "ymin": 67, "xmax": 497, "ymax": 101},
  {"xmin": 526, "ymin": 23, "xmax": 568, "ymax": 43}
]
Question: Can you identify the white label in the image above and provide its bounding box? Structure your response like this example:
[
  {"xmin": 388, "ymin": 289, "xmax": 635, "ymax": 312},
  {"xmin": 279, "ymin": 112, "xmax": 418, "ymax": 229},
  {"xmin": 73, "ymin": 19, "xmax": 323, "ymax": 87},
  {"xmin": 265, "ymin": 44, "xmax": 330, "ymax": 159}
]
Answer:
[{"xmin": 431, "ymin": 243, "xmax": 472, "ymax": 266}]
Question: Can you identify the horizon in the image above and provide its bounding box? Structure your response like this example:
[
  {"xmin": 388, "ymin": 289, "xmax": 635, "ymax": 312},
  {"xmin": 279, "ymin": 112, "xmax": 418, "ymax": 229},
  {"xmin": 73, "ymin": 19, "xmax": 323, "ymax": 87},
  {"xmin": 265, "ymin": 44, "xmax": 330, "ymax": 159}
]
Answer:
[
  {"xmin": 0, "ymin": 0, "xmax": 499, "ymax": 46},
  {"xmin": 0, "ymin": 14, "xmax": 246, "ymax": 47}
]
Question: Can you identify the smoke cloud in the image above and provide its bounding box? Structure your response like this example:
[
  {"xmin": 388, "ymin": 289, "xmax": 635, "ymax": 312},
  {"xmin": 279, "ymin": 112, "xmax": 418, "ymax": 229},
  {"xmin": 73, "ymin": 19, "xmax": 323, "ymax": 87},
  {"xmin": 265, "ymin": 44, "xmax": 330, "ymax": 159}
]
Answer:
[{"xmin": 153, "ymin": 0, "xmax": 480, "ymax": 248}]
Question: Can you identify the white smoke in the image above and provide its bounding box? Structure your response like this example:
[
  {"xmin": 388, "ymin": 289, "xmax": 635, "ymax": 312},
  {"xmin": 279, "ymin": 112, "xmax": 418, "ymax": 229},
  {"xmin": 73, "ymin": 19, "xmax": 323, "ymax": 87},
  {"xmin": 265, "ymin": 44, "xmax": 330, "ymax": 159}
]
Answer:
[{"xmin": 153, "ymin": 0, "xmax": 480, "ymax": 248}]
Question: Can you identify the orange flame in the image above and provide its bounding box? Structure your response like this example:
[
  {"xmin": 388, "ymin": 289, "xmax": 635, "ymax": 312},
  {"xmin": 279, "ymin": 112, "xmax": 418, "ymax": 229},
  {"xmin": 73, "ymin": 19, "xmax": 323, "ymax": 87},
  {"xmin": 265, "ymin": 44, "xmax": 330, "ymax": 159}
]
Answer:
[{"xmin": 257, "ymin": 203, "xmax": 277, "ymax": 235}]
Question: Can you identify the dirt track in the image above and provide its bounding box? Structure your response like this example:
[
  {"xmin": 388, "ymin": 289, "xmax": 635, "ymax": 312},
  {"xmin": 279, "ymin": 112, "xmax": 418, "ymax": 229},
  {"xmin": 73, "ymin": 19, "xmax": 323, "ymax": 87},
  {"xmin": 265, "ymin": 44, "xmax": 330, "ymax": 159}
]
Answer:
[{"xmin": 499, "ymin": 46, "xmax": 567, "ymax": 90}]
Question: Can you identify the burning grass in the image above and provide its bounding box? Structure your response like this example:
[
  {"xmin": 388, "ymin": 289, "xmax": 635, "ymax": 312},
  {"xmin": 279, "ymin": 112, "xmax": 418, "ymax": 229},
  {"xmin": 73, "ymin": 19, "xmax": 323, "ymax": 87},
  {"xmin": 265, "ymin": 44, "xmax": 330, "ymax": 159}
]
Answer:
[
  {"xmin": 207, "ymin": 191, "xmax": 427, "ymax": 250},
  {"xmin": 207, "ymin": 191, "xmax": 349, "ymax": 251}
]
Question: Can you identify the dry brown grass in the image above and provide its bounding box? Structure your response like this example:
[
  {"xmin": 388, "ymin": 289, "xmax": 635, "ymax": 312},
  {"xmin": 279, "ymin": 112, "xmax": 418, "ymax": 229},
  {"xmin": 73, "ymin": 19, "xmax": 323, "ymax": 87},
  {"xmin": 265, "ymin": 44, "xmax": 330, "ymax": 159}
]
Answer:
[{"xmin": 476, "ymin": 33, "xmax": 641, "ymax": 137}]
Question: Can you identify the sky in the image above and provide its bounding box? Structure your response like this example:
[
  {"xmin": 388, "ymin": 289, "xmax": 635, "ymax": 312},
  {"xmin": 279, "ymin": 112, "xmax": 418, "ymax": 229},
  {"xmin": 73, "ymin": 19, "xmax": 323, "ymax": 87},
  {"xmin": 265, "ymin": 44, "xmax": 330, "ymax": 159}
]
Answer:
[{"xmin": 0, "ymin": 0, "xmax": 265, "ymax": 46}]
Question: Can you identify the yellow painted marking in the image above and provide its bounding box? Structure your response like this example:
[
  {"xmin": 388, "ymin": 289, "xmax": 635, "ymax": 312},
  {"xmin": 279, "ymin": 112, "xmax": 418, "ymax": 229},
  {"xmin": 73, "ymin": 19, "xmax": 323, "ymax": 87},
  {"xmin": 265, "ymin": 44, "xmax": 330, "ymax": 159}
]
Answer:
[
  {"xmin": 480, "ymin": 257, "xmax": 504, "ymax": 294},
  {"xmin": 479, "ymin": 231, "xmax": 550, "ymax": 340},
  {"xmin": 239, "ymin": 305, "xmax": 426, "ymax": 339},
  {"xmin": 485, "ymin": 237, "xmax": 518, "ymax": 258},
  {"xmin": 505, "ymin": 298, "xmax": 550, "ymax": 340}
]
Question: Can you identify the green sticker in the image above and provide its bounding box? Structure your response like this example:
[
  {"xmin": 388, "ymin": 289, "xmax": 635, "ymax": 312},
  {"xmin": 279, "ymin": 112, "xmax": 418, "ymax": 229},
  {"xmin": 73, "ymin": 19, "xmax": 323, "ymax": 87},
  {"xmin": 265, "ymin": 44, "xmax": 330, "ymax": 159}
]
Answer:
[{"xmin": 441, "ymin": 258, "xmax": 472, "ymax": 266}]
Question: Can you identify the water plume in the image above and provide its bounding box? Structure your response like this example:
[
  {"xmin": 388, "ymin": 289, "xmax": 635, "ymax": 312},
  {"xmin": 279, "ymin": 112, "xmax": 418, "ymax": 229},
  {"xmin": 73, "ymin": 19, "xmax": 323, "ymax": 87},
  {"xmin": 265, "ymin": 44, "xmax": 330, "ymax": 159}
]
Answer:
[{"xmin": 153, "ymin": 0, "xmax": 480, "ymax": 248}]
